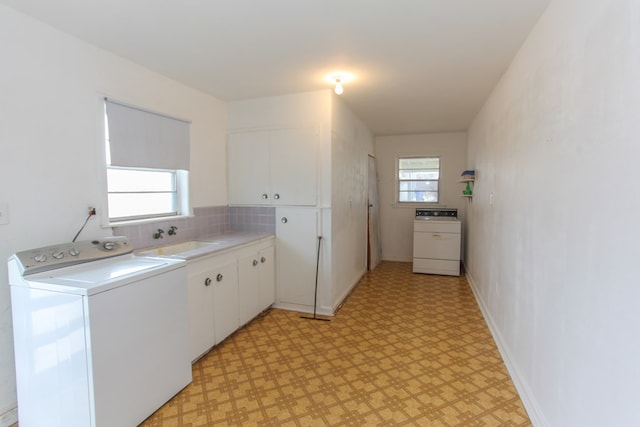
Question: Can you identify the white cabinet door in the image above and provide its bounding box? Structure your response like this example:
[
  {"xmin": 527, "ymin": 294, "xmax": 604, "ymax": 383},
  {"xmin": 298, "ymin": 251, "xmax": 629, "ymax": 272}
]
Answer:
[
  {"xmin": 212, "ymin": 260, "xmax": 240, "ymax": 344},
  {"xmin": 238, "ymin": 252, "xmax": 261, "ymax": 325},
  {"xmin": 187, "ymin": 267, "xmax": 216, "ymax": 361},
  {"xmin": 228, "ymin": 128, "xmax": 317, "ymax": 206},
  {"xmin": 276, "ymin": 208, "xmax": 319, "ymax": 307},
  {"xmin": 258, "ymin": 245, "xmax": 275, "ymax": 311},
  {"xmin": 239, "ymin": 243, "xmax": 276, "ymax": 325},
  {"xmin": 269, "ymin": 128, "xmax": 317, "ymax": 206},
  {"xmin": 228, "ymin": 131, "xmax": 270, "ymax": 205}
]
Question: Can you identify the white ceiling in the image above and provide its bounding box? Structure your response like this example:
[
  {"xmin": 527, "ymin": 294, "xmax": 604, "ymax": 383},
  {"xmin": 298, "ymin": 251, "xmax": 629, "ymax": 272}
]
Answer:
[{"xmin": 1, "ymin": 0, "xmax": 550, "ymax": 135}]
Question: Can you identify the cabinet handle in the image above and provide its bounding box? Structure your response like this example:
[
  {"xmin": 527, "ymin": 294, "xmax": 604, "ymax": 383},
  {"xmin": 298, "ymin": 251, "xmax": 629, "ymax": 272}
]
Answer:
[
  {"xmin": 261, "ymin": 256, "xmax": 266, "ymax": 263},
  {"xmin": 216, "ymin": 273, "xmax": 223, "ymax": 282},
  {"xmin": 273, "ymin": 193, "xmax": 280, "ymax": 199},
  {"xmin": 261, "ymin": 193, "xmax": 268, "ymax": 199},
  {"xmin": 281, "ymin": 217, "xmax": 288, "ymax": 224},
  {"xmin": 204, "ymin": 277, "xmax": 212, "ymax": 287},
  {"xmin": 252, "ymin": 259, "xmax": 258, "ymax": 266}
]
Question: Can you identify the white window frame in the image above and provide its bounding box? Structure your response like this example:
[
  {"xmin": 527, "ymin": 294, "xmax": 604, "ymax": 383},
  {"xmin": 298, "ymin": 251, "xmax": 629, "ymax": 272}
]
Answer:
[
  {"xmin": 397, "ymin": 156, "xmax": 441, "ymax": 204},
  {"xmin": 106, "ymin": 166, "xmax": 189, "ymax": 223}
]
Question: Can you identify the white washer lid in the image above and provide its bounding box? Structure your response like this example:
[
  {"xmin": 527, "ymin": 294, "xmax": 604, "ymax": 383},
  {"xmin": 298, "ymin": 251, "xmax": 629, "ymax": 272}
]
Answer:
[{"xmin": 21, "ymin": 256, "xmax": 184, "ymax": 296}]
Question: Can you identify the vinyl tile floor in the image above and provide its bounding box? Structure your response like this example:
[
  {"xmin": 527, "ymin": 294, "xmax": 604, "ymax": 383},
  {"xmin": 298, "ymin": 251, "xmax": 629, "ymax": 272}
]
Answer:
[{"xmin": 140, "ymin": 261, "xmax": 531, "ymax": 426}]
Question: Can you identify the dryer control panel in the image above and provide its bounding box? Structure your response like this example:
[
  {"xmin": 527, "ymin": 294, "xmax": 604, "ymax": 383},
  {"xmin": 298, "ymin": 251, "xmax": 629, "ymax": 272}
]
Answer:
[
  {"xmin": 12, "ymin": 236, "xmax": 132, "ymax": 275},
  {"xmin": 415, "ymin": 208, "xmax": 458, "ymax": 219}
]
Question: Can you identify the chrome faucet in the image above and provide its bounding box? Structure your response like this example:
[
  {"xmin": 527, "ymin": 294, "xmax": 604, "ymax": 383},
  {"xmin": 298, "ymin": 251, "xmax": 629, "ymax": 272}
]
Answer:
[
  {"xmin": 153, "ymin": 228, "xmax": 164, "ymax": 239},
  {"xmin": 168, "ymin": 226, "xmax": 178, "ymax": 236}
]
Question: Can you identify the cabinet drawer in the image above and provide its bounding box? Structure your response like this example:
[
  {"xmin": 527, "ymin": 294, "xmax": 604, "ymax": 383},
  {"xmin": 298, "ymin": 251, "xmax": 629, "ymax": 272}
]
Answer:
[
  {"xmin": 413, "ymin": 232, "xmax": 461, "ymax": 260},
  {"xmin": 413, "ymin": 220, "xmax": 461, "ymax": 233}
]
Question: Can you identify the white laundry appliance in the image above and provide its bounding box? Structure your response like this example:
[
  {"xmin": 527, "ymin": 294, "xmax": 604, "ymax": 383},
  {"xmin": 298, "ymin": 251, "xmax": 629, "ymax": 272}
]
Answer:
[
  {"xmin": 412, "ymin": 208, "xmax": 461, "ymax": 276},
  {"xmin": 8, "ymin": 236, "xmax": 191, "ymax": 427}
]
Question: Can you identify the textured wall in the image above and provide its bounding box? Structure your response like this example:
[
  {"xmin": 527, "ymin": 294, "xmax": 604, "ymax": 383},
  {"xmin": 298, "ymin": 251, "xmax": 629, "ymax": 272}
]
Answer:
[{"xmin": 466, "ymin": 0, "xmax": 640, "ymax": 425}]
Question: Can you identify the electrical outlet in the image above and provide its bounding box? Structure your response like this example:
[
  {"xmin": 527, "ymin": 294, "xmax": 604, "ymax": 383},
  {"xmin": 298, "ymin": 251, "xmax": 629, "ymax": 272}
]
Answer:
[
  {"xmin": 88, "ymin": 206, "xmax": 96, "ymax": 216},
  {"xmin": 0, "ymin": 202, "xmax": 9, "ymax": 225}
]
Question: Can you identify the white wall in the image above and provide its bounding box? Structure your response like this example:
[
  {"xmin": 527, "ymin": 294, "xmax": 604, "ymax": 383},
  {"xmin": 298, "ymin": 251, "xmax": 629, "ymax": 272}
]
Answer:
[
  {"xmin": 374, "ymin": 133, "xmax": 468, "ymax": 262},
  {"xmin": 0, "ymin": 6, "xmax": 227, "ymax": 424},
  {"xmin": 465, "ymin": 0, "xmax": 640, "ymax": 425},
  {"xmin": 330, "ymin": 95, "xmax": 375, "ymax": 310}
]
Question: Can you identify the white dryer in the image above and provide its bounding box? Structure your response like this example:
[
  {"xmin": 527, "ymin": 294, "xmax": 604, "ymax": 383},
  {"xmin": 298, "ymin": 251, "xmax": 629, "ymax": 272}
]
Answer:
[{"xmin": 413, "ymin": 208, "xmax": 461, "ymax": 276}]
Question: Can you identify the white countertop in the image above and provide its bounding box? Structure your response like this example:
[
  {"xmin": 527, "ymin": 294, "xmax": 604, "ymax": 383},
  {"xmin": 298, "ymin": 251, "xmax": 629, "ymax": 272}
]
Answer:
[{"xmin": 135, "ymin": 231, "xmax": 274, "ymax": 260}]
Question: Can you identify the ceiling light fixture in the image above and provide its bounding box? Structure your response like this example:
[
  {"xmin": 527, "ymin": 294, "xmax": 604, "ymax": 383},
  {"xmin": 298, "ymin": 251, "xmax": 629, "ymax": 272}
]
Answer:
[
  {"xmin": 325, "ymin": 72, "xmax": 353, "ymax": 95},
  {"xmin": 334, "ymin": 78, "xmax": 344, "ymax": 95}
]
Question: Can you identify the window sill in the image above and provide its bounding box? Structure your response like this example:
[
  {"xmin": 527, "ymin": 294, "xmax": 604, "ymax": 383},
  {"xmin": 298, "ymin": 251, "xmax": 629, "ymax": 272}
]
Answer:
[{"xmin": 104, "ymin": 213, "xmax": 194, "ymax": 228}]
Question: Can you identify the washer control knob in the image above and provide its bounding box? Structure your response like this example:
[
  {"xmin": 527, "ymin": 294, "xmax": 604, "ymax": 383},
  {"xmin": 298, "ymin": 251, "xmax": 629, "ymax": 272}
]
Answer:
[
  {"xmin": 34, "ymin": 254, "xmax": 47, "ymax": 263},
  {"xmin": 103, "ymin": 242, "xmax": 116, "ymax": 251},
  {"xmin": 52, "ymin": 251, "xmax": 64, "ymax": 260},
  {"xmin": 69, "ymin": 248, "xmax": 79, "ymax": 256}
]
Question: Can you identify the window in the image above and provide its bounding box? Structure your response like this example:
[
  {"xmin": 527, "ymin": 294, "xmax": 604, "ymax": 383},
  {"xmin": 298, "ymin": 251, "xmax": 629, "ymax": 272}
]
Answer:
[
  {"xmin": 104, "ymin": 99, "xmax": 190, "ymax": 223},
  {"xmin": 398, "ymin": 157, "xmax": 440, "ymax": 203},
  {"xmin": 107, "ymin": 167, "xmax": 180, "ymax": 221}
]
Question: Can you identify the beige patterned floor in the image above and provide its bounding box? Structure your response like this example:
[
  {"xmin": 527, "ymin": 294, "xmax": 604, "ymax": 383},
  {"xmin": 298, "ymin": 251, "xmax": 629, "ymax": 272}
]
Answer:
[{"xmin": 140, "ymin": 261, "xmax": 530, "ymax": 426}]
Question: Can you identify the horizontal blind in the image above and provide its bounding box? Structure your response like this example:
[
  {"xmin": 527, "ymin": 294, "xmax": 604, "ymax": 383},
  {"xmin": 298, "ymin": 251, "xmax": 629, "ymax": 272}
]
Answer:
[{"xmin": 105, "ymin": 99, "xmax": 190, "ymax": 170}]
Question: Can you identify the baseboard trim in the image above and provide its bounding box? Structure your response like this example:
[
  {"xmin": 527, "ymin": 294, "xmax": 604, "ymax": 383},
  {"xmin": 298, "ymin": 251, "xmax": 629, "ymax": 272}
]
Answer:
[
  {"xmin": 331, "ymin": 270, "xmax": 365, "ymax": 314},
  {"xmin": 464, "ymin": 267, "xmax": 549, "ymax": 427},
  {"xmin": 0, "ymin": 404, "xmax": 17, "ymax": 427}
]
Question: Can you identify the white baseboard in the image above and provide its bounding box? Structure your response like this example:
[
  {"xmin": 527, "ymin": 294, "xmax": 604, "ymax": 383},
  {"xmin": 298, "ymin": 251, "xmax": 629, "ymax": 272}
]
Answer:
[
  {"xmin": 0, "ymin": 404, "xmax": 17, "ymax": 427},
  {"xmin": 464, "ymin": 268, "xmax": 549, "ymax": 427},
  {"xmin": 381, "ymin": 256, "xmax": 412, "ymax": 262},
  {"xmin": 271, "ymin": 301, "xmax": 334, "ymax": 316},
  {"xmin": 331, "ymin": 270, "xmax": 365, "ymax": 314}
]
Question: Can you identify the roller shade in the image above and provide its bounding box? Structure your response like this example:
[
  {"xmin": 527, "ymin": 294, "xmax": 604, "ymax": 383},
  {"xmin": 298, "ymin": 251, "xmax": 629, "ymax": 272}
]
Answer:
[{"xmin": 105, "ymin": 99, "xmax": 190, "ymax": 170}]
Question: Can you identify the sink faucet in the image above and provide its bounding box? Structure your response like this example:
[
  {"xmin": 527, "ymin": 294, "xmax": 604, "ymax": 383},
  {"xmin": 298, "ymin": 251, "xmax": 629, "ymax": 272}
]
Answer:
[
  {"xmin": 168, "ymin": 226, "xmax": 178, "ymax": 236},
  {"xmin": 153, "ymin": 228, "xmax": 164, "ymax": 239}
]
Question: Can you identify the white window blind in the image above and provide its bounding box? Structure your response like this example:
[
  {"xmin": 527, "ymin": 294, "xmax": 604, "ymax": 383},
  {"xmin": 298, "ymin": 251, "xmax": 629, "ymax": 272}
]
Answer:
[{"xmin": 105, "ymin": 98, "xmax": 190, "ymax": 170}]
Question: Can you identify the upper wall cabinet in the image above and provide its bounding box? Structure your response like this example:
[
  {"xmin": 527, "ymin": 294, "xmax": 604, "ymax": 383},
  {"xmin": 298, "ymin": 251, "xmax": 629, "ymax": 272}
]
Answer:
[{"xmin": 228, "ymin": 127, "xmax": 318, "ymax": 206}]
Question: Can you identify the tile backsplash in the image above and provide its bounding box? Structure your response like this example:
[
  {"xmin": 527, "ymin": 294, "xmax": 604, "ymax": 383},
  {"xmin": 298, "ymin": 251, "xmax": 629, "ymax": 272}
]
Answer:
[
  {"xmin": 113, "ymin": 205, "xmax": 275, "ymax": 249},
  {"xmin": 230, "ymin": 206, "xmax": 275, "ymax": 234}
]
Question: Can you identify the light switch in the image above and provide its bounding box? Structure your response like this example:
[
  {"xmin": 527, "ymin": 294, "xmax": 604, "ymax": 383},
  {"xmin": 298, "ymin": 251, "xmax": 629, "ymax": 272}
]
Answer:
[{"xmin": 0, "ymin": 202, "xmax": 9, "ymax": 225}]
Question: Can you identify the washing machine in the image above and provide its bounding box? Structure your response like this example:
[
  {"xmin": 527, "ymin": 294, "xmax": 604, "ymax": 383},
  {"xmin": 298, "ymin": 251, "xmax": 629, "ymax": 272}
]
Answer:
[
  {"xmin": 412, "ymin": 208, "xmax": 461, "ymax": 276},
  {"xmin": 8, "ymin": 236, "xmax": 191, "ymax": 427}
]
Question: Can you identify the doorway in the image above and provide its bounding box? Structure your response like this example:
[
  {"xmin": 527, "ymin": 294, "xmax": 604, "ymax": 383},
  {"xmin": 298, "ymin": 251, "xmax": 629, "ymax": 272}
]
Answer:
[{"xmin": 367, "ymin": 155, "xmax": 382, "ymax": 270}]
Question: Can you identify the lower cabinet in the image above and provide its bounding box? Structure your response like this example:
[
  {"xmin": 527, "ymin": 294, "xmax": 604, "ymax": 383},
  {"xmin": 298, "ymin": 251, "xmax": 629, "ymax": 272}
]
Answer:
[
  {"xmin": 238, "ymin": 245, "xmax": 275, "ymax": 325},
  {"xmin": 186, "ymin": 237, "xmax": 275, "ymax": 362},
  {"xmin": 258, "ymin": 245, "xmax": 276, "ymax": 312},
  {"xmin": 187, "ymin": 256, "xmax": 239, "ymax": 361},
  {"xmin": 275, "ymin": 207, "xmax": 319, "ymax": 310}
]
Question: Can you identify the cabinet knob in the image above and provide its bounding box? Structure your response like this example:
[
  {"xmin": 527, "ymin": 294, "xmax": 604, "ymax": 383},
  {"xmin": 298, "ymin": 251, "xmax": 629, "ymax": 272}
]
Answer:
[
  {"xmin": 261, "ymin": 257, "xmax": 266, "ymax": 263},
  {"xmin": 281, "ymin": 217, "xmax": 288, "ymax": 224},
  {"xmin": 204, "ymin": 277, "xmax": 212, "ymax": 287},
  {"xmin": 216, "ymin": 273, "xmax": 223, "ymax": 282},
  {"xmin": 261, "ymin": 193, "xmax": 268, "ymax": 199},
  {"xmin": 273, "ymin": 193, "xmax": 280, "ymax": 199},
  {"xmin": 252, "ymin": 259, "xmax": 258, "ymax": 266}
]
